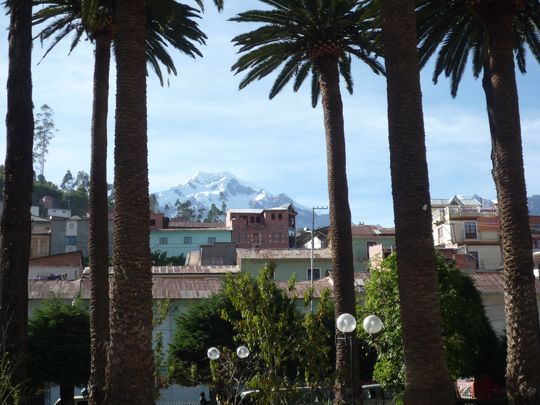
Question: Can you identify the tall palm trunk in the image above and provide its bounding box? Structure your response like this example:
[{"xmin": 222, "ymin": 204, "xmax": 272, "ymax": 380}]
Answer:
[
  {"xmin": 0, "ymin": 0, "xmax": 34, "ymax": 399},
  {"xmin": 380, "ymin": 1, "xmax": 455, "ymax": 404},
  {"xmin": 104, "ymin": 0, "xmax": 154, "ymax": 403},
  {"xmin": 478, "ymin": 3, "xmax": 540, "ymax": 403},
  {"xmin": 88, "ymin": 32, "xmax": 112, "ymax": 405},
  {"xmin": 316, "ymin": 56, "xmax": 358, "ymax": 405}
]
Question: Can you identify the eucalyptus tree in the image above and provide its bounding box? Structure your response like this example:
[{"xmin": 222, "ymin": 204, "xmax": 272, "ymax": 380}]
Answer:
[
  {"xmin": 230, "ymin": 1, "xmax": 384, "ymax": 402},
  {"xmin": 377, "ymin": 0, "xmax": 455, "ymax": 403},
  {"xmin": 417, "ymin": 1, "xmax": 540, "ymax": 402},
  {"xmin": 0, "ymin": 0, "xmax": 34, "ymax": 399},
  {"xmin": 33, "ymin": 1, "xmax": 209, "ymax": 402}
]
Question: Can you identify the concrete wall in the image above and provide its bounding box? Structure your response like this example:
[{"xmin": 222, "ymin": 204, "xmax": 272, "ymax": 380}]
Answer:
[
  {"xmin": 352, "ymin": 236, "xmax": 395, "ymax": 272},
  {"xmin": 240, "ymin": 258, "xmax": 333, "ymax": 281}
]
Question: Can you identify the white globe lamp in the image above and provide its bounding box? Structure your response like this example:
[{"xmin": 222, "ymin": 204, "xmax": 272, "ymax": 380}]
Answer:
[
  {"xmin": 363, "ymin": 314, "xmax": 383, "ymax": 335},
  {"xmin": 207, "ymin": 347, "xmax": 220, "ymax": 360},
  {"xmin": 336, "ymin": 313, "xmax": 357, "ymax": 333}
]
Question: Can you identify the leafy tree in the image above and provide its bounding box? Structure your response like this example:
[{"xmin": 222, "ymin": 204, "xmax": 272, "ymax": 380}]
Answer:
[
  {"xmin": 149, "ymin": 193, "xmax": 159, "ymax": 213},
  {"xmin": 0, "ymin": 0, "xmax": 34, "ymax": 398},
  {"xmin": 360, "ymin": 254, "xmax": 504, "ymax": 395},
  {"xmin": 416, "ymin": 2, "xmax": 540, "ymax": 401},
  {"xmin": 151, "ymin": 250, "xmax": 186, "ymax": 266},
  {"xmin": 27, "ymin": 298, "xmax": 90, "ymax": 404},
  {"xmin": 60, "ymin": 170, "xmax": 75, "ymax": 192},
  {"xmin": 168, "ymin": 293, "xmax": 238, "ymax": 387},
  {"xmin": 230, "ymin": 2, "xmax": 384, "ymax": 402},
  {"xmin": 377, "ymin": 0, "xmax": 455, "ymax": 402},
  {"xmin": 33, "ymin": 104, "xmax": 58, "ymax": 178},
  {"xmin": 74, "ymin": 170, "xmax": 90, "ymax": 194},
  {"xmin": 204, "ymin": 203, "xmax": 225, "ymax": 223},
  {"xmin": 175, "ymin": 200, "xmax": 196, "ymax": 222}
]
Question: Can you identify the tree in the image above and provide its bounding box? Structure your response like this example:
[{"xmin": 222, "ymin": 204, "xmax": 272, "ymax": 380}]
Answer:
[
  {"xmin": 27, "ymin": 298, "xmax": 90, "ymax": 405},
  {"xmin": 205, "ymin": 203, "xmax": 225, "ymax": 223},
  {"xmin": 360, "ymin": 254, "xmax": 504, "ymax": 395},
  {"xmin": 0, "ymin": 0, "xmax": 34, "ymax": 399},
  {"xmin": 60, "ymin": 170, "xmax": 75, "ymax": 192},
  {"xmin": 33, "ymin": 104, "xmax": 57, "ymax": 178},
  {"xmin": 168, "ymin": 293, "xmax": 238, "ymax": 387},
  {"xmin": 151, "ymin": 250, "xmax": 186, "ymax": 266},
  {"xmin": 33, "ymin": 1, "xmax": 212, "ymax": 401},
  {"xmin": 175, "ymin": 200, "xmax": 196, "ymax": 221},
  {"xmin": 230, "ymin": 2, "xmax": 384, "ymax": 402},
  {"xmin": 416, "ymin": 2, "xmax": 540, "ymax": 402},
  {"xmin": 377, "ymin": 0, "xmax": 455, "ymax": 403}
]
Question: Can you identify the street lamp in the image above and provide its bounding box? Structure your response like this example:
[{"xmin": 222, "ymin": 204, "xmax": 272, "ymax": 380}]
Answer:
[
  {"xmin": 336, "ymin": 313, "xmax": 384, "ymax": 404},
  {"xmin": 207, "ymin": 345, "xmax": 251, "ymax": 404}
]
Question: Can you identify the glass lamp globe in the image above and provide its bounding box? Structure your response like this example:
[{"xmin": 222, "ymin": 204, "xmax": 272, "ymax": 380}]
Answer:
[
  {"xmin": 207, "ymin": 347, "xmax": 220, "ymax": 360},
  {"xmin": 363, "ymin": 314, "xmax": 383, "ymax": 335},
  {"xmin": 336, "ymin": 313, "xmax": 357, "ymax": 333},
  {"xmin": 236, "ymin": 345, "xmax": 250, "ymax": 359}
]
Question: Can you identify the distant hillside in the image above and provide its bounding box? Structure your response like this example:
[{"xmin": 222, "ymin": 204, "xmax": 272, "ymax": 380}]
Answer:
[{"xmin": 529, "ymin": 195, "xmax": 540, "ymax": 215}]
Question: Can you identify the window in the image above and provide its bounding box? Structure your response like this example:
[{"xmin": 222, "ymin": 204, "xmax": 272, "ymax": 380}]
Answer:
[
  {"xmin": 273, "ymin": 233, "xmax": 282, "ymax": 242},
  {"xmin": 253, "ymin": 233, "xmax": 260, "ymax": 244},
  {"xmin": 208, "ymin": 237, "xmax": 216, "ymax": 245},
  {"xmin": 242, "ymin": 233, "xmax": 248, "ymax": 241},
  {"xmin": 437, "ymin": 227, "xmax": 444, "ymax": 244},
  {"xmin": 307, "ymin": 268, "xmax": 321, "ymax": 281},
  {"xmin": 158, "ymin": 237, "xmax": 168, "ymax": 245},
  {"xmin": 150, "ymin": 219, "xmax": 156, "ymax": 226},
  {"xmin": 278, "ymin": 213, "xmax": 283, "ymax": 220},
  {"xmin": 468, "ymin": 251, "xmax": 480, "ymax": 270},
  {"xmin": 250, "ymin": 216, "xmax": 255, "ymax": 223},
  {"xmin": 256, "ymin": 216, "xmax": 261, "ymax": 223},
  {"xmin": 65, "ymin": 236, "xmax": 77, "ymax": 245},
  {"xmin": 184, "ymin": 236, "xmax": 192, "ymax": 244},
  {"xmin": 271, "ymin": 213, "xmax": 276, "ymax": 220},
  {"xmin": 464, "ymin": 222, "xmax": 477, "ymax": 239},
  {"xmin": 533, "ymin": 239, "xmax": 540, "ymax": 249},
  {"xmin": 210, "ymin": 256, "xmax": 224, "ymax": 265}
]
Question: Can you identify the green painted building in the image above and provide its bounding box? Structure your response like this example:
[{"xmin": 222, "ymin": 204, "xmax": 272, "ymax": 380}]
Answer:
[{"xmin": 150, "ymin": 227, "xmax": 232, "ymax": 257}]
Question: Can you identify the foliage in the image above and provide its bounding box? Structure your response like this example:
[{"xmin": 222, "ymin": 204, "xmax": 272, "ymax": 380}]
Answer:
[
  {"xmin": 0, "ymin": 346, "xmax": 21, "ymax": 405},
  {"xmin": 168, "ymin": 293, "xmax": 238, "ymax": 386},
  {"xmin": 153, "ymin": 299, "xmax": 172, "ymax": 395},
  {"xmin": 175, "ymin": 199, "xmax": 197, "ymax": 221},
  {"xmin": 230, "ymin": 0, "xmax": 384, "ymax": 107},
  {"xmin": 204, "ymin": 202, "xmax": 226, "ymax": 223},
  {"xmin": 60, "ymin": 170, "xmax": 75, "ymax": 192},
  {"xmin": 33, "ymin": 104, "xmax": 57, "ymax": 177},
  {"xmin": 360, "ymin": 254, "xmax": 504, "ymax": 394},
  {"xmin": 27, "ymin": 297, "xmax": 90, "ymax": 391},
  {"xmin": 151, "ymin": 250, "xmax": 186, "ymax": 266}
]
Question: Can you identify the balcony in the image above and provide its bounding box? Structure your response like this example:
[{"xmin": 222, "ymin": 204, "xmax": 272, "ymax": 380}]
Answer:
[{"xmin": 447, "ymin": 206, "xmax": 497, "ymax": 219}]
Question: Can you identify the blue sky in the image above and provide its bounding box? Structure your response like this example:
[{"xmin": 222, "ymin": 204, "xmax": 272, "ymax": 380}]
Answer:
[{"xmin": 0, "ymin": 2, "xmax": 539, "ymax": 227}]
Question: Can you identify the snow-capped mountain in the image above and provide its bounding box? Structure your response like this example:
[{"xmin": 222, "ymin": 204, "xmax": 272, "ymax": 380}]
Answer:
[{"xmin": 154, "ymin": 171, "xmax": 329, "ymax": 229}]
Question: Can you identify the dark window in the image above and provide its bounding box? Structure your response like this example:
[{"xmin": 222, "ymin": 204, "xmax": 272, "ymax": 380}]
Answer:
[
  {"xmin": 464, "ymin": 222, "xmax": 477, "ymax": 239},
  {"xmin": 307, "ymin": 268, "xmax": 321, "ymax": 281},
  {"xmin": 150, "ymin": 219, "xmax": 156, "ymax": 226},
  {"xmin": 256, "ymin": 216, "xmax": 261, "ymax": 223},
  {"xmin": 278, "ymin": 213, "xmax": 283, "ymax": 220},
  {"xmin": 159, "ymin": 237, "xmax": 168, "ymax": 245},
  {"xmin": 65, "ymin": 236, "xmax": 77, "ymax": 245},
  {"xmin": 468, "ymin": 251, "xmax": 479, "ymax": 270},
  {"xmin": 253, "ymin": 233, "xmax": 260, "ymax": 244},
  {"xmin": 184, "ymin": 236, "xmax": 192, "ymax": 244},
  {"xmin": 271, "ymin": 213, "xmax": 276, "ymax": 220},
  {"xmin": 250, "ymin": 216, "xmax": 255, "ymax": 223}
]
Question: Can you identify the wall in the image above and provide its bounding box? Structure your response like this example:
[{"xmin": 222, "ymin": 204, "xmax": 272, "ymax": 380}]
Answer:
[
  {"xmin": 352, "ymin": 236, "xmax": 395, "ymax": 272},
  {"xmin": 150, "ymin": 229, "xmax": 232, "ymax": 257},
  {"xmin": 240, "ymin": 257, "xmax": 333, "ymax": 281}
]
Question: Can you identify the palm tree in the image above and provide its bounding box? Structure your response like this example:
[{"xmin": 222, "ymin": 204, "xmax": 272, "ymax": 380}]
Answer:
[
  {"xmin": 33, "ymin": 1, "xmax": 208, "ymax": 402},
  {"xmin": 230, "ymin": 1, "xmax": 384, "ymax": 403},
  {"xmin": 417, "ymin": 1, "xmax": 540, "ymax": 402},
  {"xmin": 0, "ymin": 0, "xmax": 34, "ymax": 399},
  {"xmin": 377, "ymin": 1, "xmax": 456, "ymax": 404}
]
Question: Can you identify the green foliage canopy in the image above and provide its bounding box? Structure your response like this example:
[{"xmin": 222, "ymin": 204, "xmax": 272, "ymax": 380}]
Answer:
[
  {"xmin": 27, "ymin": 298, "xmax": 90, "ymax": 391},
  {"xmin": 360, "ymin": 254, "xmax": 504, "ymax": 393}
]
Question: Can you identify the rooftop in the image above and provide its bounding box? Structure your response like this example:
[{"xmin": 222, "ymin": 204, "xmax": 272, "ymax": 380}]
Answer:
[
  {"xmin": 236, "ymin": 248, "xmax": 332, "ymax": 260},
  {"xmin": 29, "ymin": 251, "xmax": 83, "ymax": 269}
]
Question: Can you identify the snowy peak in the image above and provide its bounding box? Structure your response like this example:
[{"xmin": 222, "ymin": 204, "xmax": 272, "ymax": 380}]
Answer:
[{"xmin": 153, "ymin": 172, "xmax": 328, "ymax": 228}]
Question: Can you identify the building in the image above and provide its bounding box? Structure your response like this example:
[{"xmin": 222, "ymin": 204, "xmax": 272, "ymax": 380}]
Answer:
[
  {"xmin": 351, "ymin": 225, "xmax": 395, "ymax": 272},
  {"xmin": 432, "ymin": 196, "xmax": 502, "ymax": 271},
  {"xmin": 150, "ymin": 227, "xmax": 232, "ymax": 258},
  {"xmin": 226, "ymin": 203, "xmax": 297, "ymax": 248},
  {"xmin": 236, "ymin": 248, "xmax": 333, "ymax": 281},
  {"xmin": 28, "ymin": 251, "xmax": 84, "ymax": 280}
]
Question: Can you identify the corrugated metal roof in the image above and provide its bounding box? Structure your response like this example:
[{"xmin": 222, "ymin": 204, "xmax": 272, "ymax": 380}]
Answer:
[
  {"xmin": 236, "ymin": 248, "xmax": 332, "ymax": 259},
  {"xmin": 151, "ymin": 266, "xmax": 240, "ymax": 274}
]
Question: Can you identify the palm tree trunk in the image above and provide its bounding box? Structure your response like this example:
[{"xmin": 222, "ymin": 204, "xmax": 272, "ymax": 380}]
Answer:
[
  {"xmin": 88, "ymin": 33, "xmax": 112, "ymax": 405},
  {"xmin": 104, "ymin": 1, "xmax": 154, "ymax": 404},
  {"xmin": 479, "ymin": 4, "xmax": 540, "ymax": 403},
  {"xmin": 0, "ymin": 0, "xmax": 34, "ymax": 399},
  {"xmin": 316, "ymin": 56, "xmax": 358, "ymax": 405},
  {"xmin": 379, "ymin": 1, "xmax": 455, "ymax": 404}
]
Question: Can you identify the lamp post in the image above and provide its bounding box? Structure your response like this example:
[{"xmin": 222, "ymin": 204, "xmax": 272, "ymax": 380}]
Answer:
[
  {"xmin": 336, "ymin": 313, "xmax": 383, "ymax": 404},
  {"xmin": 207, "ymin": 345, "xmax": 251, "ymax": 404}
]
